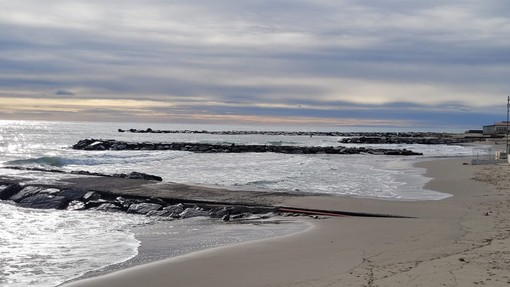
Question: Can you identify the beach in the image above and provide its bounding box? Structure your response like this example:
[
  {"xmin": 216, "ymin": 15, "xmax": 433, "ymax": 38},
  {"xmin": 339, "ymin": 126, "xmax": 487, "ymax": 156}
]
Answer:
[{"xmin": 63, "ymin": 157, "xmax": 510, "ymax": 287}]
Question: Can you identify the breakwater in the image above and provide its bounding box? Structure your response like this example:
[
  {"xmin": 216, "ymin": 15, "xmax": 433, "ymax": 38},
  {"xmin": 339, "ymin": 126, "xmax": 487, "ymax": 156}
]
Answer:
[
  {"xmin": 119, "ymin": 128, "xmax": 466, "ymax": 139},
  {"xmin": 0, "ymin": 175, "xmax": 411, "ymax": 220},
  {"xmin": 340, "ymin": 136, "xmax": 478, "ymax": 145},
  {"xmin": 0, "ymin": 178, "xmax": 275, "ymax": 221},
  {"xmin": 72, "ymin": 139, "xmax": 423, "ymax": 155}
]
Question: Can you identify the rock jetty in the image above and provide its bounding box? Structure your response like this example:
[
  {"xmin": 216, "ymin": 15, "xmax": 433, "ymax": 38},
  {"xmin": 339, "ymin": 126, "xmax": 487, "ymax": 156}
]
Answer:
[
  {"xmin": 0, "ymin": 176, "xmax": 410, "ymax": 219},
  {"xmin": 0, "ymin": 180, "xmax": 275, "ymax": 221},
  {"xmin": 72, "ymin": 139, "xmax": 423, "ymax": 156},
  {"xmin": 118, "ymin": 128, "xmax": 482, "ymax": 143},
  {"xmin": 119, "ymin": 128, "xmax": 351, "ymax": 137},
  {"xmin": 340, "ymin": 135, "xmax": 477, "ymax": 145}
]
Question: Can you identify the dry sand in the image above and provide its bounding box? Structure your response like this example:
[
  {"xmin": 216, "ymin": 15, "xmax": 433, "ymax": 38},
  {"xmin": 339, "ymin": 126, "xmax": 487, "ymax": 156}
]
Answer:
[{"xmin": 64, "ymin": 158, "xmax": 510, "ymax": 287}]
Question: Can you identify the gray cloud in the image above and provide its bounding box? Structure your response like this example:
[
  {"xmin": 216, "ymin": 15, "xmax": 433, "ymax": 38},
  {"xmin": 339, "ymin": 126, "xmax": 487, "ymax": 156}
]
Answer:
[
  {"xmin": 55, "ymin": 89, "xmax": 74, "ymax": 96},
  {"xmin": 0, "ymin": 0, "xmax": 508, "ymax": 127}
]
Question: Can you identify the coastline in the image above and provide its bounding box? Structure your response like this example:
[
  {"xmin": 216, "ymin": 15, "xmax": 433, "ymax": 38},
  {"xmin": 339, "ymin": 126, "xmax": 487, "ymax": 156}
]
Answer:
[
  {"xmin": 67, "ymin": 216, "xmax": 311, "ymax": 283},
  {"xmin": 63, "ymin": 157, "xmax": 510, "ymax": 286}
]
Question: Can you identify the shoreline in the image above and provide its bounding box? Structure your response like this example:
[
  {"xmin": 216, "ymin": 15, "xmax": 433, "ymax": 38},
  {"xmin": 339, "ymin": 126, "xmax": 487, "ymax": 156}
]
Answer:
[
  {"xmin": 63, "ymin": 156, "xmax": 510, "ymax": 286},
  {"xmin": 66, "ymin": 217, "xmax": 312, "ymax": 284}
]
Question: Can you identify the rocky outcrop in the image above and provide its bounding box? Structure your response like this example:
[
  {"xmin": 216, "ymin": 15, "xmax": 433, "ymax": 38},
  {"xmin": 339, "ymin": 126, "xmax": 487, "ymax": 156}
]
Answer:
[
  {"xmin": 72, "ymin": 139, "xmax": 423, "ymax": 156},
  {"xmin": 0, "ymin": 181, "xmax": 276, "ymax": 221}
]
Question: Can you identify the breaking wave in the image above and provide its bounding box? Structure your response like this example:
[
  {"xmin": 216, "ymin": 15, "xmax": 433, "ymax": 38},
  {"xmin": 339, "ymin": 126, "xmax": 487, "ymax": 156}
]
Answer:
[{"xmin": 7, "ymin": 156, "xmax": 72, "ymax": 167}]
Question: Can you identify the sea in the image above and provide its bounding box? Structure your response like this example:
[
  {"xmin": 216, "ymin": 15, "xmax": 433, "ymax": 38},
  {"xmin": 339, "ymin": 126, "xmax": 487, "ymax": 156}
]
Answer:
[{"xmin": 0, "ymin": 120, "xmax": 486, "ymax": 286}]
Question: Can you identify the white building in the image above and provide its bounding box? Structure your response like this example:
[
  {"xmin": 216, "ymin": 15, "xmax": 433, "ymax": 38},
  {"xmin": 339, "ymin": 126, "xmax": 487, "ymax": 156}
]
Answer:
[{"xmin": 483, "ymin": 122, "xmax": 510, "ymax": 135}]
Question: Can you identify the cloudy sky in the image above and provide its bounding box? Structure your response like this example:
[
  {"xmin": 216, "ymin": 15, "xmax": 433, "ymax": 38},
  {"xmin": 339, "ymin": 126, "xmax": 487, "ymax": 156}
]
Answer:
[{"xmin": 0, "ymin": 0, "xmax": 509, "ymax": 128}]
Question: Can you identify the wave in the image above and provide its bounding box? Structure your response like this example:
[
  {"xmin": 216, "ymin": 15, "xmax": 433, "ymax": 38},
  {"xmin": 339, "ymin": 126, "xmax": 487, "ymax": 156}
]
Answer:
[
  {"xmin": 266, "ymin": 141, "xmax": 298, "ymax": 146},
  {"xmin": 245, "ymin": 179, "xmax": 284, "ymax": 186},
  {"xmin": 6, "ymin": 151, "xmax": 189, "ymax": 169},
  {"xmin": 7, "ymin": 156, "xmax": 72, "ymax": 167}
]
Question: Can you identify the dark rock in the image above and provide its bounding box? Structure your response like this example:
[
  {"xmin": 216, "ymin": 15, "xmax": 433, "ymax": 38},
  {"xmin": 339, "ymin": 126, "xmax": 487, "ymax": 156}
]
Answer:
[
  {"xmin": 10, "ymin": 186, "xmax": 44, "ymax": 203},
  {"xmin": 126, "ymin": 172, "xmax": 163, "ymax": 182},
  {"xmin": 18, "ymin": 194, "xmax": 69, "ymax": 209},
  {"xmin": 59, "ymin": 189, "xmax": 88, "ymax": 201},
  {"xmin": 127, "ymin": 203, "xmax": 162, "ymax": 214},
  {"xmin": 222, "ymin": 214, "xmax": 230, "ymax": 221},
  {"xmin": 0, "ymin": 184, "xmax": 23, "ymax": 200}
]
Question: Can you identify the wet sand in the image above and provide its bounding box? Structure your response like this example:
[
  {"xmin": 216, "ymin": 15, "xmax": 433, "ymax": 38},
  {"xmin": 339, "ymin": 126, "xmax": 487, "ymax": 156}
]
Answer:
[{"xmin": 64, "ymin": 158, "xmax": 510, "ymax": 286}]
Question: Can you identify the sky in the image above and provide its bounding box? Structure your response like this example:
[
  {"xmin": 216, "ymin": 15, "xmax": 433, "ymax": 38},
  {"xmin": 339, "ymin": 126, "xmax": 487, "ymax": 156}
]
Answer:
[{"xmin": 0, "ymin": 0, "xmax": 509, "ymax": 129}]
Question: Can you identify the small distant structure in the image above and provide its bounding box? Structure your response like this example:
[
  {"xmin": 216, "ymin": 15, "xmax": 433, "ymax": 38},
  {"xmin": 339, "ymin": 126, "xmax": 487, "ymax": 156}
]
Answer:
[
  {"xmin": 482, "ymin": 121, "xmax": 510, "ymax": 136},
  {"xmin": 465, "ymin": 129, "xmax": 483, "ymax": 134}
]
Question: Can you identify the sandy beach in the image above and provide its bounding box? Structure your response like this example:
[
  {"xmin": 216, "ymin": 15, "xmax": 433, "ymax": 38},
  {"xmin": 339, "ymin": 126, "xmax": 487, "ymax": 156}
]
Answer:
[{"xmin": 63, "ymin": 158, "xmax": 510, "ymax": 287}]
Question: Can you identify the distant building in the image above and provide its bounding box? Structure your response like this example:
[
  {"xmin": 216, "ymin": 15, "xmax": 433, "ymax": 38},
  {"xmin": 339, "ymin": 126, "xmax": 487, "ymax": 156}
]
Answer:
[{"xmin": 483, "ymin": 122, "xmax": 510, "ymax": 135}]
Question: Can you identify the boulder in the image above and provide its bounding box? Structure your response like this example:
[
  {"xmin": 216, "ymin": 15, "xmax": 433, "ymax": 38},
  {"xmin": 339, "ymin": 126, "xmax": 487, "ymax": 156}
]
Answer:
[
  {"xmin": 18, "ymin": 194, "xmax": 69, "ymax": 209},
  {"xmin": 162, "ymin": 203, "xmax": 184, "ymax": 214},
  {"xmin": 179, "ymin": 207, "xmax": 210, "ymax": 219},
  {"xmin": 0, "ymin": 184, "xmax": 23, "ymax": 200},
  {"xmin": 10, "ymin": 186, "xmax": 43, "ymax": 203},
  {"xmin": 127, "ymin": 203, "xmax": 162, "ymax": 214},
  {"xmin": 83, "ymin": 191, "xmax": 101, "ymax": 201},
  {"xmin": 59, "ymin": 189, "xmax": 88, "ymax": 201}
]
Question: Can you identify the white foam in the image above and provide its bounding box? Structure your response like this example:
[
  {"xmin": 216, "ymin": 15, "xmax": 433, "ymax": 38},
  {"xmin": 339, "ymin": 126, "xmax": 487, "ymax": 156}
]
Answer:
[{"xmin": 0, "ymin": 203, "xmax": 149, "ymax": 287}]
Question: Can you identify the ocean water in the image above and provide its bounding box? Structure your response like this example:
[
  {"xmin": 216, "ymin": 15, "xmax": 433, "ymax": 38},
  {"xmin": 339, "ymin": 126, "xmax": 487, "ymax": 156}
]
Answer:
[{"xmin": 0, "ymin": 120, "xmax": 484, "ymax": 286}]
